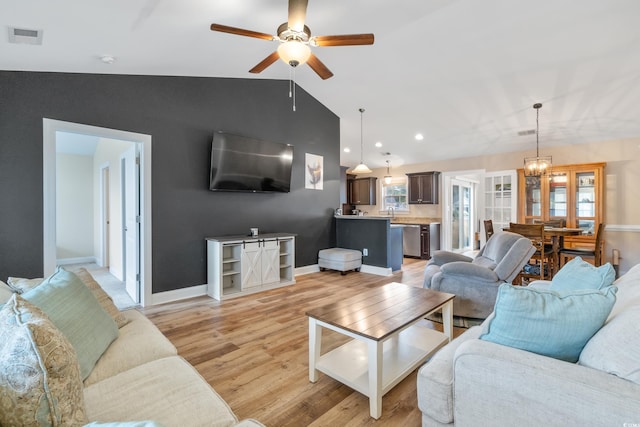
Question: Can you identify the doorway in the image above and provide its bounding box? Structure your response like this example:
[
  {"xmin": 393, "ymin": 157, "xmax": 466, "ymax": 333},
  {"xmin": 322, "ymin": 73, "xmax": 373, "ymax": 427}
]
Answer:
[
  {"xmin": 441, "ymin": 170, "xmax": 482, "ymax": 252},
  {"xmin": 42, "ymin": 119, "xmax": 152, "ymax": 306}
]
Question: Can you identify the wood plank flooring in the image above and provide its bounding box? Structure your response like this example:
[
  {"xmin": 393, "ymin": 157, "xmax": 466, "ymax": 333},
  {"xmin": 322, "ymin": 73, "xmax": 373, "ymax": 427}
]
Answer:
[{"xmin": 141, "ymin": 259, "xmax": 466, "ymax": 427}]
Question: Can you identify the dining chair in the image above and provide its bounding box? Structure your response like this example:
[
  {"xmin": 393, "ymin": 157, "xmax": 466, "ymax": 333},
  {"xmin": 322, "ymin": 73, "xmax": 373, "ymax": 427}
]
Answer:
[
  {"xmin": 508, "ymin": 222, "xmax": 554, "ymax": 284},
  {"xmin": 533, "ymin": 218, "xmax": 566, "ymax": 249},
  {"xmin": 559, "ymin": 223, "xmax": 605, "ymax": 267},
  {"xmin": 483, "ymin": 219, "xmax": 494, "ymax": 241}
]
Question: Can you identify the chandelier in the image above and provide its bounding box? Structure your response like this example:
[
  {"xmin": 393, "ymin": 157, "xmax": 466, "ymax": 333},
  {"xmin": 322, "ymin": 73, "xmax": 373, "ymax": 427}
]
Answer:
[{"xmin": 523, "ymin": 102, "xmax": 552, "ymax": 177}]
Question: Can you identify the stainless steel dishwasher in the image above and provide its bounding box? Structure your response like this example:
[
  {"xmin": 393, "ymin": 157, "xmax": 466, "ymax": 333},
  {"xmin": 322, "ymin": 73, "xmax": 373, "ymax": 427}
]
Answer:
[{"xmin": 402, "ymin": 225, "xmax": 421, "ymax": 257}]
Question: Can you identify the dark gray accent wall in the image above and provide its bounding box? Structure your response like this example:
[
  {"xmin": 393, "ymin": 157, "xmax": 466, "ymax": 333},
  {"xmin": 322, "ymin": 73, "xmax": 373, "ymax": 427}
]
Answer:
[{"xmin": 0, "ymin": 71, "xmax": 340, "ymax": 293}]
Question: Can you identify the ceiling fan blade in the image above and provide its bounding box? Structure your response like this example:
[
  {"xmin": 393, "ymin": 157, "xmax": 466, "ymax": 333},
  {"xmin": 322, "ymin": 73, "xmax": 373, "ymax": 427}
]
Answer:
[
  {"xmin": 312, "ymin": 33, "xmax": 375, "ymax": 47},
  {"xmin": 306, "ymin": 53, "xmax": 334, "ymax": 80},
  {"xmin": 288, "ymin": 0, "xmax": 309, "ymax": 32},
  {"xmin": 249, "ymin": 52, "xmax": 280, "ymax": 74},
  {"xmin": 210, "ymin": 24, "xmax": 274, "ymax": 41}
]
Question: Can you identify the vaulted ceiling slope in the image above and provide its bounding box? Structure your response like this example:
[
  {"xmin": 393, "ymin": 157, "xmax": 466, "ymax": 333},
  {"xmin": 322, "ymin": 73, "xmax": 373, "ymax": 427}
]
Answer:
[{"xmin": 3, "ymin": 0, "xmax": 640, "ymax": 168}]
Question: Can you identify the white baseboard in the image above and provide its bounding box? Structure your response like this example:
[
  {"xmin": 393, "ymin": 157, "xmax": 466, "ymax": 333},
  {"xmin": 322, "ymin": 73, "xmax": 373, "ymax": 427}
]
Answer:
[
  {"xmin": 57, "ymin": 256, "xmax": 97, "ymax": 266},
  {"xmin": 361, "ymin": 264, "xmax": 393, "ymax": 276},
  {"xmin": 295, "ymin": 264, "xmax": 320, "ymax": 275},
  {"xmin": 151, "ymin": 284, "xmax": 208, "ymax": 306}
]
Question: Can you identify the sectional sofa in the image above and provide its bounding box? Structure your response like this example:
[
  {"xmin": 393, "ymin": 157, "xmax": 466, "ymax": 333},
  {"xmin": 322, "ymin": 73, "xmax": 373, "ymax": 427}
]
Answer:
[
  {"xmin": 0, "ymin": 267, "xmax": 263, "ymax": 427},
  {"xmin": 417, "ymin": 261, "xmax": 640, "ymax": 427}
]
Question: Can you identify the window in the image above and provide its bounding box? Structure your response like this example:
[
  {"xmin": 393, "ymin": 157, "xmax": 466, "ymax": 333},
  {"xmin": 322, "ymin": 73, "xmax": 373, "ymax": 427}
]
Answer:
[{"xmin": 381, "ymin": 177, "xmax": 408, "ymax": 212}]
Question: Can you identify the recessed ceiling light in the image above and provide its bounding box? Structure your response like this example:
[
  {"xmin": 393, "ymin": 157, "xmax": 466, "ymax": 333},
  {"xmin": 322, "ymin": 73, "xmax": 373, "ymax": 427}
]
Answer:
[
  {"xmin": 375, "ymin": 142, "xmax": 382, "ymax": 148},
  {"xmin": 343, "ymin": 148, "xmax": 351, "ymax": 153},
  {"xmin": 100, "ymin": 55, "xmax": 116, "ymax": 64},
  {"xmin": 415, "ymin": 133, "xmax": 424, "ymax": 141}
]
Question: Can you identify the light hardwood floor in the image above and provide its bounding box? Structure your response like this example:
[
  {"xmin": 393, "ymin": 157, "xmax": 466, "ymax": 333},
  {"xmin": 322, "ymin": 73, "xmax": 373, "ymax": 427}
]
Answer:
[{"xmin": 141, "ymin": 259, "xmax": 466, "ymax": 426}]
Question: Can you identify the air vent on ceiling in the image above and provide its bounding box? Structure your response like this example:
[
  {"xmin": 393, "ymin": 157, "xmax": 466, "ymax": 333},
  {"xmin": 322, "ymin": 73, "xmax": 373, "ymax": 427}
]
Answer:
[
  {"xmin": 518, "ymin": 129, "xmax": 536, "ymax": 136},
  {"xmin": 8, "ymin": 27, "xmax": 43, "ymax": 45}
]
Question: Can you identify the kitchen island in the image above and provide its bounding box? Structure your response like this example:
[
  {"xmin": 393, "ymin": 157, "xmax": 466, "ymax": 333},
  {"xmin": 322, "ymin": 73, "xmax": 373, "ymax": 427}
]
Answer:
[{"xmin": 335, "ymin": 216, "xmax": 403, "ymax": 273}]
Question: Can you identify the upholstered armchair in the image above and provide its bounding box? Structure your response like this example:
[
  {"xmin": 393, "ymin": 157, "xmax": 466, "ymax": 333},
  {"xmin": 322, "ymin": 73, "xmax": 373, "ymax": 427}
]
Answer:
[{"xmin": 423, "ymin": 231, "xmax": 535, "ymax": 318}]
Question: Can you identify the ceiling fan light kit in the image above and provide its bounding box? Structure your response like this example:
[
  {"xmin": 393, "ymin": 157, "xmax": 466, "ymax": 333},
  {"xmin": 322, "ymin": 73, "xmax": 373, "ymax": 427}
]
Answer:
[
  {"xmin": 277, "ymin": 40, "xmax": 311, "ymax": 66},
  {"xmin": 524, "ymin": 102, "xmax": 552, "ymax": 177}
]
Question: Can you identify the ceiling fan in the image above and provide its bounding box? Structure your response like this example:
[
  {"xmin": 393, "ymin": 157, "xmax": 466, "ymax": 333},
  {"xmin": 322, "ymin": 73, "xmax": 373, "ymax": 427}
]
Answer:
[{"xmin": 210, "ymin": 0, "xmax": 374, "ymax": 80}]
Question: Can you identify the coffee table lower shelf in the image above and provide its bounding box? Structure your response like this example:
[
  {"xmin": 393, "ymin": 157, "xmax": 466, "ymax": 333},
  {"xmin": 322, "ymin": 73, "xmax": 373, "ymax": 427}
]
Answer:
[{"xmin": 315, "ymin": 324, "xmax": 448, "ymax": 398}]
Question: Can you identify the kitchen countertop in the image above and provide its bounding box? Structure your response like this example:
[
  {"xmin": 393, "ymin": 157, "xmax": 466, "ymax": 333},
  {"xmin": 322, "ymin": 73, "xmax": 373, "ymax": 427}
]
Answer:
[{"xmin": 335, "ymin": 215, "xmax": 441, "ymax": 225}]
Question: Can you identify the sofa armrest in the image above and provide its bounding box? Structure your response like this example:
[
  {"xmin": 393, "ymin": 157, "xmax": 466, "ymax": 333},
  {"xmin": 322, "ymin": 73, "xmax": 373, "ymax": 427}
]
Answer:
[{"xmin": 452, "ymin": 339, "xmax": 640, "ymax": 426}]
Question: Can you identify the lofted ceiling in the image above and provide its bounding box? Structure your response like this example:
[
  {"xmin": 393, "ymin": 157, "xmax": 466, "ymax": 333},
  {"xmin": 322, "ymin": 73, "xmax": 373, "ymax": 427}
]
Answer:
[{"xmin": 3, "ymin": 0, "xmax": 640, "ymax": 169}]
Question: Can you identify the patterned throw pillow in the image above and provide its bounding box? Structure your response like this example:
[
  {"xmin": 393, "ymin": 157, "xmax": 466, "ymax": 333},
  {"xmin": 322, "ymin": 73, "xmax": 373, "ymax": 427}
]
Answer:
[
  {"xmin": 0, "ymin": 280, "xmax": 13, "ymax": 306},
  {"xmin": 0, "ymin": 294, "xmax": 88, "ymax": 426}
]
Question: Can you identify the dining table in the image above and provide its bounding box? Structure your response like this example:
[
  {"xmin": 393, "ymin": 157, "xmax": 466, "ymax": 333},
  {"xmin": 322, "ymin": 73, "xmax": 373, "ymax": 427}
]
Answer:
[{"xmin": 503, "ymin": 226, "xmax": 584, "ymax": 277}]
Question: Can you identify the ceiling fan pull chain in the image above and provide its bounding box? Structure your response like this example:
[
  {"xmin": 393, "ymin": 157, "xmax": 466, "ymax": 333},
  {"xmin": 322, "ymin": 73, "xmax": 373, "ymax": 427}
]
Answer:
[{"xmin": 292, "ymin": 66, "xmax": 297, "ymax": 112}]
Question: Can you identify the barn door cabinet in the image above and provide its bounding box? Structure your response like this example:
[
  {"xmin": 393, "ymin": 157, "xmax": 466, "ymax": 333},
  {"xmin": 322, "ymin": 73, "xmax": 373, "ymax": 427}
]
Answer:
[
  {"xmin": 407, "ymin": 172, "xmax": 440, "ymax": 204},
  {"xmin": 206, "ymin": 233, "xmax": 295, "ymax": 300}
]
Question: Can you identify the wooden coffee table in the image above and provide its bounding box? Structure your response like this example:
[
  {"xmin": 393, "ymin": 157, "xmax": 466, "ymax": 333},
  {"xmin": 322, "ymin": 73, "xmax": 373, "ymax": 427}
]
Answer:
[{"xmin": 306, "ymin": 282, "xmax": 454, "ymax": 419}]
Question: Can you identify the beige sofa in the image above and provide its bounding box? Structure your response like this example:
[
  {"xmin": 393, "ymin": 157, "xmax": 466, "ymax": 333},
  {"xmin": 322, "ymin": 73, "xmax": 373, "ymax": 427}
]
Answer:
[
  {"xmin": 417, "ymin": 263, "xmax": 640, "ymax": 427},
  {"xmin": 83, "ymin": 308, "xmax": 263, "ymax": 427},
  {"xmin": 0, "ymin": 268, "xmax": 263, "ymax": 427}
]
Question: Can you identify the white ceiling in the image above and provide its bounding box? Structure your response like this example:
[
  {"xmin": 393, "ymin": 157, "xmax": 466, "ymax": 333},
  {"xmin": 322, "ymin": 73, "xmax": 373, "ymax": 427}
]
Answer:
[{"xmin": 3, "ymin": 0, "xmax": 640, "ymax": 169}]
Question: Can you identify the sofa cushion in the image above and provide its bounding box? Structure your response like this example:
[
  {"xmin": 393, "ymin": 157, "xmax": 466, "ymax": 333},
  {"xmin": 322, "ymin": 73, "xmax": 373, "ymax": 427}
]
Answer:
[
  {"xmin": 579, "ymin": 306, "xmax": 640, "ymax": 384},
  {"xmin": 84, "ymin": 356, "xmax": 239, "ymax": 427},
  {"xmin": 608, "ymin": 263, "xmax": 640, "ymax": 320},
  {"xmin": 550, "ymin": 256, "xmax": 615, "ymax": 292},
  {"xmin": 480, "ymin": 284, "xmax": 617, "ymax": 362},
  {"xmin": 0, "ymin": 294, "xmax": 88, "ymax": 426},
  {"xmin": 7, "ymin": 276, "xmax": 44, "ymax": 293},
  {"xmin": 7, "ymin": 269, "xmax": 130, "ymax": 329},
  {"xmin": 22, "ymin": 267, "xmax": 119, "ymax": 380},
  {"xmin": 0, "ymin": 280, "xmax": 12, "ymax": 306},
  {"xmin": 74, "ymin": 267, "xmax": 130, "ymax": 328},
  {"xmin": 84, "ymin": 309, "xmax": 178, "ymax": 386},
  {"xmin": 417, "ymin": 325, "xmax": 483, "ymax": 424},
  {"xmin": 85, "ymin": 422, "xmax": 167, "ymax": 427}
]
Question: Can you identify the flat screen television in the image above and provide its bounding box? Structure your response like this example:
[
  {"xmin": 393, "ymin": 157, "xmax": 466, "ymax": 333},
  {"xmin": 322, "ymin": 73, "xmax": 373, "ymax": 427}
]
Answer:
[{"xmin": 209, "ymin": 131, "xmax": 294, "ymax": 193}]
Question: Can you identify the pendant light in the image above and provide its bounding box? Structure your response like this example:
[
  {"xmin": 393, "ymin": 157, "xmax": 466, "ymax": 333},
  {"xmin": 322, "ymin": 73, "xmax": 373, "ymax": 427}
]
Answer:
[
  {"xmin": 384, "ymin": 160, "xmax": 392, "ymax": 184},
  {"xmin": 350, "ymin": 108, "xmax": 372, "ymax": 174},
  {"xmin": 523, "ymin": 103, "xmax": 552, "ymax": 177}
]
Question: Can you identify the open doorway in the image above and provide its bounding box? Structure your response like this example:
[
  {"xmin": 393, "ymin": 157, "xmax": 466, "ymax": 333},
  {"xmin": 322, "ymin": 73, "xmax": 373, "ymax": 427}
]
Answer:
[
  {"xmin": 43, "ymin": 119, "xmax": 152, "ymax": 306},
  {"xmin": 441, "ymin": 170, "xmax": 482, "ymax": 253}
]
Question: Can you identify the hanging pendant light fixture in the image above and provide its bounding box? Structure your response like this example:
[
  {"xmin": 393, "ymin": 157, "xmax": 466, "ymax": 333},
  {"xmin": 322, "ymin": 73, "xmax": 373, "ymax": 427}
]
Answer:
[
  {"xmin": 384, "ymin": 160, "xmax": 392, "ymax": 184},
  {"xmin": 523, "ymin": 103, "xmax": 552, "ymax": 177},
  {"xmin": 349, "ymin": 108, "xmax": 372, "ymax": 174}
]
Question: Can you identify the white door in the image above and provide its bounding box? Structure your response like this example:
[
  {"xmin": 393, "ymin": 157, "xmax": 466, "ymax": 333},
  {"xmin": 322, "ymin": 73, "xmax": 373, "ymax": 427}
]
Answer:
[
  {"xmin": 261, "ymin": 240, "xmax": 280, "ymax": 284},
  {"xmin": 100, "ymin": 166, "xmax": 110, "ymax": 268},
  {"xmin": 450, "ymin": 179, "xmax": 474, "ymax": 252},
  {"xmin": 241, "ymin": 242, "xmax": 262, "ymax": 289},
  {"xmin": 122, "ymin": 145, "xmax": 140, "ymax": 302}
]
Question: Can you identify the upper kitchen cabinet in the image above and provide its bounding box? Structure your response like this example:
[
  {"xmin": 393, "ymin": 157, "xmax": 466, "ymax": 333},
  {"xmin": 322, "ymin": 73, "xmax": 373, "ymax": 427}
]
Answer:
[
  {"xmin": 407, "ymin": 172, "xmax": 440, "ymax": 204},
  {"xmin": 348, "ymin": 177, "xmax": 377, "ymax": 205},
  {"xmin": 517, "ymin": 162, "xmax": 605, "ymax": 247}
]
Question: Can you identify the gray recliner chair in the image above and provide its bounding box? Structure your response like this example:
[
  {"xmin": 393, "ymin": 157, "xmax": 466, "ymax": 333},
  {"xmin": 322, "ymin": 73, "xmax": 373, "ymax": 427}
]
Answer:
[{"xmin": 423, "ymin": 231, "xmax": 535, "ymax": 319}]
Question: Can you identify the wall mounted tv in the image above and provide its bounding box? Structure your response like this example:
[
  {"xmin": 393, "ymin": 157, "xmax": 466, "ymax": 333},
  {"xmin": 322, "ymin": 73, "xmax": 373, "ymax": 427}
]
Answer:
[{"xmin": 209, "ymin": 131, "xmax": 294, "ymax": 193}]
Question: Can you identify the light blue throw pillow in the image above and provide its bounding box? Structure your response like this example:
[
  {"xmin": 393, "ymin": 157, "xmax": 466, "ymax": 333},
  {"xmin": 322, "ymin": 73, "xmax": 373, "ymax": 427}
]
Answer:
[
  {"xmin": 550, "ymin": 256, "xmax": 615, "ymax": 292},
  {"xmin": 22, "ymin": 267, "xmax": 118, "ymax": 380},
  {"xmin": 480, "ymin": 284, "xmax": 617, "ymax": 362}
]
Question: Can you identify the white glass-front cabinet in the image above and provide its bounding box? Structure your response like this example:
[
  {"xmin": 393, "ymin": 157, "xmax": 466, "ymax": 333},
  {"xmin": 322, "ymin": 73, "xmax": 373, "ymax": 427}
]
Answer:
[{"xmin": 483, "ymin": 170, "xmax": 517, "ymax": 242}]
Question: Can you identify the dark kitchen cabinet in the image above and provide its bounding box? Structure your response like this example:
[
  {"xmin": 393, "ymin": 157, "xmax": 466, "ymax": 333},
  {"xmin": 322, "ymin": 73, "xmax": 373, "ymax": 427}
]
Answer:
[
  {"xmin": 420, "ymin": 223, "xmax": 440, "ymax": 260},
  {"xmin": 348, "ymin": 177, "xmax": 377, "ymax": 205},
  {"xmin": 407, "ymin": 172, "xmax": 440, "ymax": 204}
]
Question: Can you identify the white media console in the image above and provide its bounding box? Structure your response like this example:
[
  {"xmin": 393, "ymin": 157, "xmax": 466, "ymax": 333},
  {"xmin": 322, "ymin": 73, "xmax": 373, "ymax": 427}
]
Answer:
[{"xmin": 205, "ymin": 233, "xmax": 296, "ymax": 301}]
